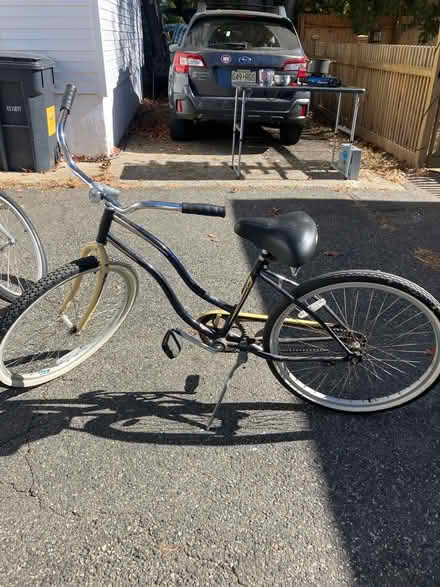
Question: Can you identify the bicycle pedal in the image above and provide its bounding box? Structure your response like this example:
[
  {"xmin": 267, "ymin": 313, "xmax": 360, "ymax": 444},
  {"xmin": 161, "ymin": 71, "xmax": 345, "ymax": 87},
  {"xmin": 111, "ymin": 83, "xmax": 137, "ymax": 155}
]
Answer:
[{"xmin": 162, "ymin": 329, "xmax": 182, "ymax": 359}]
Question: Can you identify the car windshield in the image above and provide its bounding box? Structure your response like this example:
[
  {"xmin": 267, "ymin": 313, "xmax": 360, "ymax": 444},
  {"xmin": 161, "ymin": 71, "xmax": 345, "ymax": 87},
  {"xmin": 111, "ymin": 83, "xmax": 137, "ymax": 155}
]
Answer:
[{"xmin": 183, "ymin": 17, "xmax": 300, "ymax": 50}]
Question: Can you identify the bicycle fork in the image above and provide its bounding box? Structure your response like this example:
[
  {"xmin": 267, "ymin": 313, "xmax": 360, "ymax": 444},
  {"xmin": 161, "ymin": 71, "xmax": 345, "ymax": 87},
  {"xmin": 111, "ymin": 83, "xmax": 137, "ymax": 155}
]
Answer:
[{"xmin": 58, "ymin": 242, "xmax": 109, "ymax": 334}]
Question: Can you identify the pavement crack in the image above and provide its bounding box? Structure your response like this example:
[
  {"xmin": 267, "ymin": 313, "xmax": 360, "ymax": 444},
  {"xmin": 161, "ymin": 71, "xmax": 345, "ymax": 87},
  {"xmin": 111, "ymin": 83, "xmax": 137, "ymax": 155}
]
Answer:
[
  {"xmin": 0, "ymin": 478, "xmax": 31, "ymax": 496},
  {"xmin": 23, "ymin": 441, "xmax": 44, "ymax": 509},
  {"xmin": 231, "ymin": 563, "xmax": 244, "ymax": 586}
]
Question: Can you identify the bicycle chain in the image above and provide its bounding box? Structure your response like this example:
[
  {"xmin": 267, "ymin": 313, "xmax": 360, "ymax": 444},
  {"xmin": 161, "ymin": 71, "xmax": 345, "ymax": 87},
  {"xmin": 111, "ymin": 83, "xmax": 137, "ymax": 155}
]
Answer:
[{"xmin": 206, "ymin": 318, "xmax": 362, "ymax": 355}]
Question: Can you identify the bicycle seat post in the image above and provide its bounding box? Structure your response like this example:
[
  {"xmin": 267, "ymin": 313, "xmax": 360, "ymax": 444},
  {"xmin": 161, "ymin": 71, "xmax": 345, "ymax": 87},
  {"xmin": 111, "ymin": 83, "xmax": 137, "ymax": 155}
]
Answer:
[{"xmin": 205, "ymin": 350, "xmax": 248, "ymax": 432}]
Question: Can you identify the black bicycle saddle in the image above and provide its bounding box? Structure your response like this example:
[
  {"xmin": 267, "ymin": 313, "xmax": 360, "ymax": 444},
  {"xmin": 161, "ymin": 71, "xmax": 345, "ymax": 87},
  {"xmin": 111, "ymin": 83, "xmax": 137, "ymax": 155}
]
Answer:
[{"xmin": 234, "ymin": 211, "xmax": 318, "ymax": 267}]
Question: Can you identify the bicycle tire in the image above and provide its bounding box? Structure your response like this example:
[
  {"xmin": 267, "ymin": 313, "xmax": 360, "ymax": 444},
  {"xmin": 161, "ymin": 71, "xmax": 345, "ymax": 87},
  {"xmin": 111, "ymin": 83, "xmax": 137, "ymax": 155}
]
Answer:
[
  {"xmin": 0, "ymin": 190, "xmax": 48, "ymax": 302},
  {"xmin": 0, "ymin": 256, "xmax": 138, "ymax": 388},
  {"xmin": 263, "ymin": 270, "xmax": 440, "ymax": 413}
]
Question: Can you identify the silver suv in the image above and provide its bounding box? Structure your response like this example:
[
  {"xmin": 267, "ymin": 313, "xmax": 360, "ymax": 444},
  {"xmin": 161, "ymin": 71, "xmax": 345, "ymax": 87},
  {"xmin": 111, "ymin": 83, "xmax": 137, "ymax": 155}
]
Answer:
[{"xmin": 168, "ymin": 8, "xmax": 310, "ymax": 144}]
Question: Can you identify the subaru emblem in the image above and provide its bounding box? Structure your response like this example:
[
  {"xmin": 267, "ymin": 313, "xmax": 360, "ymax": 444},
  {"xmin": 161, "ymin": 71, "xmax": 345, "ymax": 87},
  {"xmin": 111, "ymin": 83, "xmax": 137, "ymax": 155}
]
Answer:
[
  {"xmin": 238, "ymin": 56, "xmax": 252, "ymax": 64},
  {"xmin": 220, "ymin": 55, "xmax": 232, "ymax": 64}
]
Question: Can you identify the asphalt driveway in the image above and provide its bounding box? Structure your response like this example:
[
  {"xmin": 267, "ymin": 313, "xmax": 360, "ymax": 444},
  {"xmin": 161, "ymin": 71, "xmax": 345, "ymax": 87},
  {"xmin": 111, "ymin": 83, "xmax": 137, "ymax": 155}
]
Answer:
[{"xmin": 0, "ymin": 184, "xmax": 439, "ymax": 585}]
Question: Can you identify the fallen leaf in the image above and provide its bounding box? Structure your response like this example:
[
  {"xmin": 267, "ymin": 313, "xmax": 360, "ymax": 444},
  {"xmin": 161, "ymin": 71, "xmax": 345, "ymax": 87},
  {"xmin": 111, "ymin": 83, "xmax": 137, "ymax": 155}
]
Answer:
[
  {"xmin": 207, "ymin": 233, "xmax": 217, "ymax": 241},
  {"xmin": 271, "ymin": 207, "xmax": 281, "ymax": 216},
  {"xmin": 414, "ymin": 248, "xmax": 440, "ymax": 272},
  {"xmin": 159, "ymin": 543, "xmax": 179, "ymax": 554},
  {"xmin": 99, "ymin": 159, "xmax": 111, "ymax": 170},
  {"xmin": 379, "ymin": 222, "xmax": 398, "ymax": 232},
  {"xmin": 323, "ymin": 251, "xmax": 343, "ymax": 257}
]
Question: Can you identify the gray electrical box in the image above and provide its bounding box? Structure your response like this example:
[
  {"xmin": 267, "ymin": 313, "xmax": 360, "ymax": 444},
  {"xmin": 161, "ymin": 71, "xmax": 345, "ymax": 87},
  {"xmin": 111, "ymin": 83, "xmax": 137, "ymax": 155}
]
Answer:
[
  {"xmin": 336, "ymin": 143, "xmax": 361, "ymax": 180},
  {"xmin": 0, "ymin": 52, "xmax": 58, "ymax": 172}
]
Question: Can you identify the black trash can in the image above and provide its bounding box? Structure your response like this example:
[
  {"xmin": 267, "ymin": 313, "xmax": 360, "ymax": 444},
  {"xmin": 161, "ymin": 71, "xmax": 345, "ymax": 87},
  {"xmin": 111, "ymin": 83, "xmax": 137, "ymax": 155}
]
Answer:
[{"xmin": 0, "ymin": 52, "xmax": 58, "ymax": 172}]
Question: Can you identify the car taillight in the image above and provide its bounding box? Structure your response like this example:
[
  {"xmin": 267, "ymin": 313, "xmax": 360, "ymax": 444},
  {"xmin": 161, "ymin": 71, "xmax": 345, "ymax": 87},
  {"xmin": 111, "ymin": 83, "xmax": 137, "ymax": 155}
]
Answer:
[
  {"xmin": 281, "ymin": 57, "xmax": 309, "ymax": 74},
  {"xmin": 174, "ymin": 52, "xmax": 206, "ymax": 74}
]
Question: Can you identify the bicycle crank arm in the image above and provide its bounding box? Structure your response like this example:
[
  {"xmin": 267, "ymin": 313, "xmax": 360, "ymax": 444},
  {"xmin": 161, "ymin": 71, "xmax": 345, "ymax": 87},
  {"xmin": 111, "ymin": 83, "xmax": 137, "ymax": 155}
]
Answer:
[{"xmin": 162, "ymin": 328, "xmax": 223, "ymax": 359}]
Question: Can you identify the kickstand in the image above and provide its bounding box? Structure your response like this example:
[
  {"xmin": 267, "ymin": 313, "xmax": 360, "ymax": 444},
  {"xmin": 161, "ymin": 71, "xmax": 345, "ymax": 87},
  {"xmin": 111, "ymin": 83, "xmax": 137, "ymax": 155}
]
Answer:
[{"xmin": 205, "ymin": 350, "xmax": 248, "ymax": 432}]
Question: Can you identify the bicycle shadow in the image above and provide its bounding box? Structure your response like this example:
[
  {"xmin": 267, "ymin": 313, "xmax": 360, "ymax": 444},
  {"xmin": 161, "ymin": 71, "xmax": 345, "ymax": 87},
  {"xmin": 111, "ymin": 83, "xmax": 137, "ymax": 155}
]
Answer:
[
  {"xmin": 0, "ymin": 375, "xmax": 315, "ymax": 454},
  {"xmin": 230, "ymin": 195, "xmax": 440, "ymax": 583}
]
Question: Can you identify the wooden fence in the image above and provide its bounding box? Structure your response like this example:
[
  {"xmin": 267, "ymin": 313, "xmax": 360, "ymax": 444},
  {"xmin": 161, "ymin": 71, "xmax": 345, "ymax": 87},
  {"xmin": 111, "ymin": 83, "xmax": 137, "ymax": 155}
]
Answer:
[
  {"xmin": 302, "ymin": 40, "xmax": 440, "ymax": 167},
  {"xmin": 297, "ymin": 14, "xmax": 435, "ymax": 47}
]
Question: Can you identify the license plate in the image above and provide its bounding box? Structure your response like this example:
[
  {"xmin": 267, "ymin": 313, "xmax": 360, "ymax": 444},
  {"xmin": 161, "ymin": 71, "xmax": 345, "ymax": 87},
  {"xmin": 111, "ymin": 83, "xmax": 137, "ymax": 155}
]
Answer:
[{"xmin": 231, "ymin": 69, "xmax": 256, "ymax": 83}]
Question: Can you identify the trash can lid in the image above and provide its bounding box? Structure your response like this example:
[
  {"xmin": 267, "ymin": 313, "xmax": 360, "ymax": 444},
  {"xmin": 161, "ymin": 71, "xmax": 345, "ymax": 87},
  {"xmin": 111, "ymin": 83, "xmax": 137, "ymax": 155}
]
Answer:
[{"xmin": 0, "ymin": 52, "xmax": 54, "ymax": 70}]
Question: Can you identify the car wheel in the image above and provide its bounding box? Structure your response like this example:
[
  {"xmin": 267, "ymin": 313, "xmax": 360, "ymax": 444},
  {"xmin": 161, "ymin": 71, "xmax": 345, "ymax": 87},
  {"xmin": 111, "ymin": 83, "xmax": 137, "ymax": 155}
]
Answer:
[
  {"xmin": 280, "ymin": 124, "xmax": 302, "ymax": 146},
  {"xmin": 169, "ymin": 117, "xmax": 195, "ymax": 141}
]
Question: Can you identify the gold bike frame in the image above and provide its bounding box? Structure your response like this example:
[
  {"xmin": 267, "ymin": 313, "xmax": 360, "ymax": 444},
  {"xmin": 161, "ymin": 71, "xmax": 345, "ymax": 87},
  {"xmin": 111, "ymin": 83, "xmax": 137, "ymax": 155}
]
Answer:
[{"xmin": 198, "ymin": 309, "xmax": 323, "ymax": 330}]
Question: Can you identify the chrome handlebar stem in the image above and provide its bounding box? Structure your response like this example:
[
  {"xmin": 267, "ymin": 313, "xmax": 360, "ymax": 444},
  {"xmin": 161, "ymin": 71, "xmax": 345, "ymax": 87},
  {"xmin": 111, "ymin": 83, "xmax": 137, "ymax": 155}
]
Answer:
[
  {"xmin": 56, "ymin": 96, "xmax": 185, "ymax": 216},
  {"xmin": 56, "ymin": 108, "xmax": 97, "ymax": 190}
]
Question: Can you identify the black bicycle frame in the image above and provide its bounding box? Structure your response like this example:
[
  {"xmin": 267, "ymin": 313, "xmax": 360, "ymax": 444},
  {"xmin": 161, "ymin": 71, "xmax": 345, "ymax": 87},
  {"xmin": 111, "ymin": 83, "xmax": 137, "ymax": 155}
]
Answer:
[{"xmin": 96, "ymin": 207, "xmax": 352, "ymax": 361}]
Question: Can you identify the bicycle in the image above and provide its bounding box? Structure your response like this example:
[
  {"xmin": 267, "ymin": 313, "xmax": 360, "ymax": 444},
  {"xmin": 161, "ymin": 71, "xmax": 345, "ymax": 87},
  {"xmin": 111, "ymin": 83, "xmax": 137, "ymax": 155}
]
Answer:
[
  {"xmin": 0, "ymin": 83, "xmax": 439, "ymax": 429},
  {"xmin": 0, "ymin": 190, "xmax": 47, "ymax": 302}
]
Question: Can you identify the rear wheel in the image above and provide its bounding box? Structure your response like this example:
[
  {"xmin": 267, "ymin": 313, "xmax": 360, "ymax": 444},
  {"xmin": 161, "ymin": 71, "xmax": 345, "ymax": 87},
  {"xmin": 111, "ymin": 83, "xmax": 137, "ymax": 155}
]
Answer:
[
  {"xmin": 0, "ymin": 190, "xmax": 47, "ymax": 301},
  {"xmin": 169, "ymin": 116, "xmax": 196, "ymax": 141},
  {"xmin": 280, "ymin": 124, "xmax": 302, "ymax": 146},
  {"xmin": 264, "ymin": 270, "xmax": 440, "ymax": 413},
  {"xmin": 0, "ymin": 256, "xmax": 138, "ymax": 388}
]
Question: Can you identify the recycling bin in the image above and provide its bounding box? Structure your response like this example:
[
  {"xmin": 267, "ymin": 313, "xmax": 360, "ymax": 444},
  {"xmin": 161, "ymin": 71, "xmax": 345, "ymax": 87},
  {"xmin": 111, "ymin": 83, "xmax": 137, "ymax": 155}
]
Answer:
[{"xmin": 0, "ymin": 52, "xmax": 57, "ymax": 172}]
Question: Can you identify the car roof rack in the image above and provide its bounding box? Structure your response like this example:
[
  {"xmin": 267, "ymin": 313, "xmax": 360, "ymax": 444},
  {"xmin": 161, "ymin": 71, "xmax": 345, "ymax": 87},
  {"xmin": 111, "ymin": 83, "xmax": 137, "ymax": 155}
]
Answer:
[{"xmin": 196, "ymin": 1, "xmax": 287, "ymax": 16}]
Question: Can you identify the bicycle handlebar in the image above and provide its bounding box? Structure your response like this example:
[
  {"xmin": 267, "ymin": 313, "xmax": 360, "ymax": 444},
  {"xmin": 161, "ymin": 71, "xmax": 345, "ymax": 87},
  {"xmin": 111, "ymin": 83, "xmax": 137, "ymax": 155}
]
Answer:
[
  {"xmin": 56, "ymin": 83, "xmax": 226, "ymax": 219},
  {"xmin": 182, "ymin": 203, "xmax": 226, "ymax": 217},
  {"xmin": 61, "ymin": 83, "xmax": 77, "ymax": 112}
]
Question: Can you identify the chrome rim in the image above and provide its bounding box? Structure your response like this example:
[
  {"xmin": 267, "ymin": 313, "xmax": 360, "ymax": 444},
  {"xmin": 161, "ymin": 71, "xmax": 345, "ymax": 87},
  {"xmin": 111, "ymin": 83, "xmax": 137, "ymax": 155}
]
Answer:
[
  {"xmin": 0, "ymin": 264, "xmax": 137, "ymax": 385},
  {"xmin": 269, "ymin": 282, "xmax": 440, "ymax": 411}
]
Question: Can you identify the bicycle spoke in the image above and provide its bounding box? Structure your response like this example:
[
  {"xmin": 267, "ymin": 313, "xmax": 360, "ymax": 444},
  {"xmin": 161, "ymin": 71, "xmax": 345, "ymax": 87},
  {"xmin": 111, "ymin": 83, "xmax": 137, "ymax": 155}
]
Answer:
[
  {"xmin": 365, "ymin": 353, "xmax": 407, "ymax": 377},
  {"xmin": 329, "ymin": 290, "xmax": 346, "ymax": 327},
  {"xmin": 351, "ymin": 290, "xmax": 359, "ymax": 330}
]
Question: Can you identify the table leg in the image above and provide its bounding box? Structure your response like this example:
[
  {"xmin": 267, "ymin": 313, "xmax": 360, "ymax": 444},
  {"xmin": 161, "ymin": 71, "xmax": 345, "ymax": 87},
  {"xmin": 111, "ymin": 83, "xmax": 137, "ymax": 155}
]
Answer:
[
  {"xmin": 231, "ymin": 87, "xmax": 239, "ymax": 171},
  {"xmin": 344, "ymin": 93, "xmax": 360, "ymax": 179},
  {"xmin": 237, "ymin": 89, "xmax": 246, "ymax": 179}
]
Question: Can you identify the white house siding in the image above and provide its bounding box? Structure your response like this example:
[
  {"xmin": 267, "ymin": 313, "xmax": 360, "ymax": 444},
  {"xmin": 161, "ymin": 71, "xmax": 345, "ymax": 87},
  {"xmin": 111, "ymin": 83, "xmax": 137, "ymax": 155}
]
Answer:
[
  {"xmin": 97, "ymin": 0, "xmax": 143, "ymax": 151},
  {"xmin": 0, "ymin": 0, "xmax": 143, "ymax": 157}
]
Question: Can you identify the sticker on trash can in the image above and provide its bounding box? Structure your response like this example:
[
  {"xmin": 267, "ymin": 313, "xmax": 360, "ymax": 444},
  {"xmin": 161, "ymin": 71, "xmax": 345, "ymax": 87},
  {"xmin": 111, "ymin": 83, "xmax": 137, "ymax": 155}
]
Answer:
[{"xmin": 46, "ymin": 105, "xmax": 56, "ymax": 136}]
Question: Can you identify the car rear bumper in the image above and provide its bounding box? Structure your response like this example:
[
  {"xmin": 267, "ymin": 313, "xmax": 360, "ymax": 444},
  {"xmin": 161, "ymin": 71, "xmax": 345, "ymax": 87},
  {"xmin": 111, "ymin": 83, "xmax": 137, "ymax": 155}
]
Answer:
[{"xmin": 172, "ymin": 85, "xmax": 310, "ymax": 125}]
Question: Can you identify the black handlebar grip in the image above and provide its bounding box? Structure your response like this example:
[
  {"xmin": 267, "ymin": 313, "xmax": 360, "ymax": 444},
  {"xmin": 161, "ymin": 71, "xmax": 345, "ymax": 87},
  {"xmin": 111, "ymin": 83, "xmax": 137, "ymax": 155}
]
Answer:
[
  {"xmin": 61, "ymin": 83, "xmax": 77, "ymax": 112},
  {"xmin": 181, "ymin": 203, "xmax": 226, "ymax": 218}
]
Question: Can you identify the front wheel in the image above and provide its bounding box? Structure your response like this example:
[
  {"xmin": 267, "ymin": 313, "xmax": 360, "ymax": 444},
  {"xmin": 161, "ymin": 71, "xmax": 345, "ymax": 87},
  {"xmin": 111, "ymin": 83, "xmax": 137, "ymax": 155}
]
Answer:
[
  {"xmin": 264, "ymin": 270, "xmax": 440, "ymax": 413},
  {"xmin": 0, "ymin": 256, "xmax": 138, "ymax": 388}
]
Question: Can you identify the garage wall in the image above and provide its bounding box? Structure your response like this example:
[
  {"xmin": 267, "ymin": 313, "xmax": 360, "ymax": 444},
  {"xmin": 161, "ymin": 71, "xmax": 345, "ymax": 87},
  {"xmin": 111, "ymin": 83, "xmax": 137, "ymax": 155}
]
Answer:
[
  {"xmin": 98, "ymin": 0, "xmax": 144, "ymax": 150},
  {"xmin": 0, "ymin": 0, "xmax": 143, "ymax": 157}
]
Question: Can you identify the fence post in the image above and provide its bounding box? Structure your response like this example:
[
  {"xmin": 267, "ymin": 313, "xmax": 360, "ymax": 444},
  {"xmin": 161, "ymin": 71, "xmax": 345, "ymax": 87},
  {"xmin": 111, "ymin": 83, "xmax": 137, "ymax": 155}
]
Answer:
[
  {"xmin": 416, "ymin": 28, "xmax": 440, "ymax": 168},
  {"xmin": 298, "ymin": 14, "xmax": 305, "ymax": 41}
]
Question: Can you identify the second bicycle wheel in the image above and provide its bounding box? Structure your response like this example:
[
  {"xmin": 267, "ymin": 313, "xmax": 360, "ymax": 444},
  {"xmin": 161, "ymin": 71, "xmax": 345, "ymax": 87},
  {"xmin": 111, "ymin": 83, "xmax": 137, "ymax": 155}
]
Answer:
[
  {"xmin": 0, "ymin": 256, "xmax": 138, "ymax": 387},
  {"xmin": 0, "ymin": 190, "xmax": 48, "ymax": 301},
  {"xmin": 264, "ymin": 270, "xmax": 440, "ymax": 413}
]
